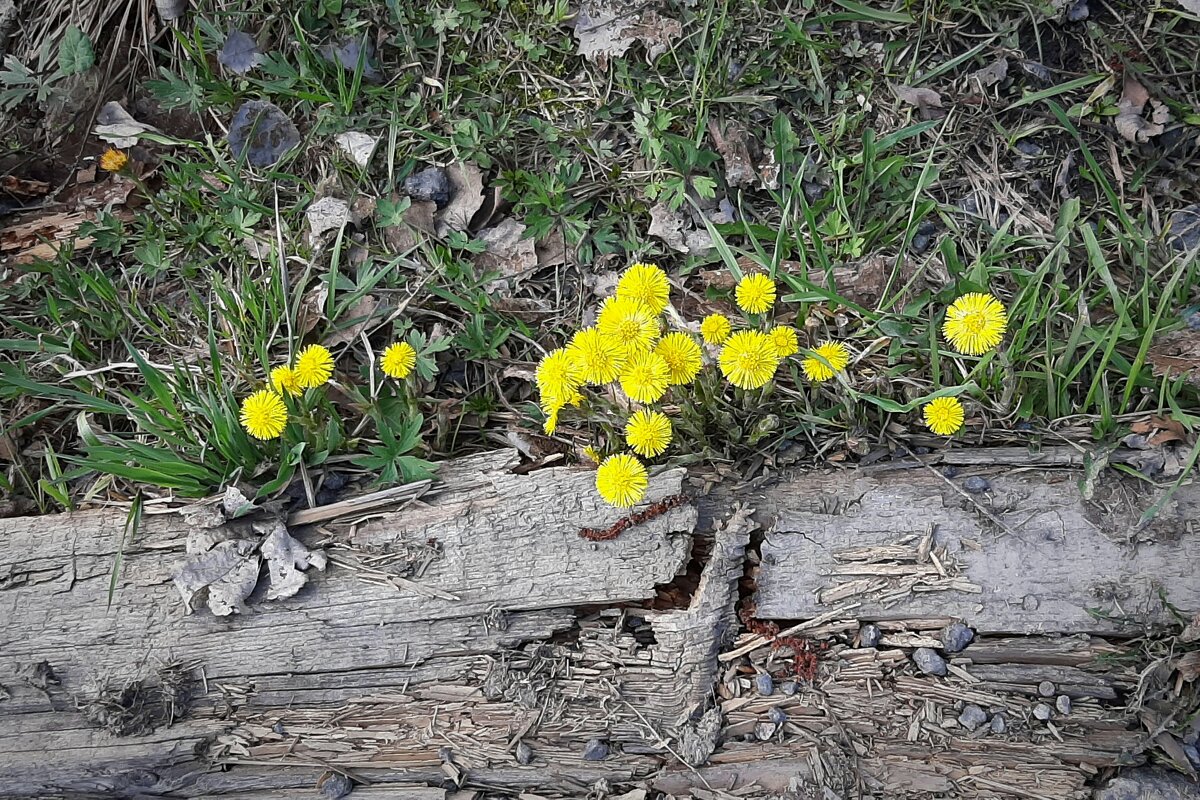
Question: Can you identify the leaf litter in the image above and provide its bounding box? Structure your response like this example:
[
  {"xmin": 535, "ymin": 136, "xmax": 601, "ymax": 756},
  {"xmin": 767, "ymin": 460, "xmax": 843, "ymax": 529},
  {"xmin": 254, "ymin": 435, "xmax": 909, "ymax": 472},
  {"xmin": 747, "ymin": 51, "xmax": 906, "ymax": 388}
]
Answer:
[
  {"xmin": 573, "ymin": 0, "xmax": 682, "ymax": 67},
  {"xmin": 227, "ymin": 100, "xmax": 300, "ymax": 167},
  {"xmin": 334, "ymin": 131, "xmax": 379, "ymax": 168},
  {"xmin": 219, "ymin": 28, "xmax": 264, "ymax": 75},
  {"xmin": 1114, "ymin": 75, "xmax": 1169, "ymax": 143},
  {"xmin": 434, "ymin": 162, "xmax": 485, "ymax": 236},
  {"xmin": 320, "ymin": 36, "xmax": 383, "ymax": 83},
  {"xmin": 476, "ymin": 218, "xmax": 538, "ymax": 292},
  {"xmin": 94, "ymin": 101, "xmax": 160, "ymax": 147}
]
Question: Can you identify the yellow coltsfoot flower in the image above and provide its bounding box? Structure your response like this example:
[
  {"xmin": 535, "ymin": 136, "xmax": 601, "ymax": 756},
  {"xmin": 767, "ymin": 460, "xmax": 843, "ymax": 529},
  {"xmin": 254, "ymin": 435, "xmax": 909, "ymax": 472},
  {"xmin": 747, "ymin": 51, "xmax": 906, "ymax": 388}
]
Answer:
[
  {"xmin": 735, "ymin": 273, "xmax": 776, "ymax": 314},
  {"xmin": 718, "ymin": 330, "xmax": 779, "ymax": 389},
  {"xmin": 240, "ymin": 390, "xmax": 288, "ymax": 440},
  {"xmin": 654, "ymin": 332, "xmax": 702, "ymax": 385},
  {"xmin": 923, "ymin": 396, "xmax": 965, "ymax": 436},
  {"xmin": 768, "ymin": 326, "xmax": 799, "ymax": 358},
  {"xmin": 700, "ymin": 313, "xmax": 732, "ymax": 345},
  {"xmin": 595, "ymin": 453, "xmax": 648, "ymax": 508},
  {"xmin": 567, "ymin": 327, "xmax": 627, "ymax": 385},
  {"xmin": 619, "ymin": 349, "xmax": 671, "ymax": 403},
  {"xmin": 597, "ymin": 295, "xmax": 660, "ymax": 352},
  {"xmin": 616, "ymin": 262, "xmax": 670, "ymax": 314},
  {"xmin": 625, "ymin": 409, "xmax": 673, "ymax": 458},
  {"xmin": 801, "ymin": 341, "xmax": 850, "ymax": 383},
  {"xmin": 270, "ymin": 365, "xmax": 301, "ymax": 396},
  {"xmin": 99, "ymin": 148, "xmax": 128, "ymax": 172},
  {"xmin": 536, "ymin": 347, "xmax": 583, "ymax": 396},
  {"xmin": 294, "ymin": 344, "xmax": 334, "ymax": 387},
  {"xmin": 942, "ymin": 292, "xmax": 1008, "ymax": 355},
  {"xmin": 381, "ymin": 341, "xmax": 418, "ymax": 379}
]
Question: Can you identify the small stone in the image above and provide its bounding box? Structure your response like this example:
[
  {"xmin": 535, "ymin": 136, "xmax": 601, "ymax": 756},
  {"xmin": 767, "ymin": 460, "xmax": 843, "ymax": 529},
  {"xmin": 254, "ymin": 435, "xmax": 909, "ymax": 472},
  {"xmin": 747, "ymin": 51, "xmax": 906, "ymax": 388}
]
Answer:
[
  {"xmin": 582, "ymin": 739, "xmax": 609, "ymax": 761},
  {"xmin": 913, "ymin": 647, "xmax": 948, "ymax": 677},
  {"xmin": 768, "ymin": 706, "xmax": 788, "ymax": 725},
  {"xmin": 1066, "ymin": 0, "xmax": 1089, "ymax": 21},
  {"xmin": 272, "ymin": 720, "xmax": 286, "ymax": 736},
  {"xmin": 1056, "ymin": 695, "xmax": 1072, "ymax": 715},
  {"xmin": 1037, "ymin": 680, "xmax": 1055, "ymax": 698},
  {"xmin": 780, "ymin": 680, "xmax": 798, "ymax": 696},
  {"xmin": 755, "ymin": 673, "xmax": 775, "ymax": 696},
  {"xmin": 318, "ymin": 772, "xmax": 354, "ymax": 800},
  {"xmin": 859, "ymin": 623, "xmax": 882, "ymax": 648},
  {"xmin": 940, "ymin": 622, "xmax": 974, "ymax": 653},
  {"xmin": 515, "ymin": 741, "xmax": 534, "ymax": 765},
  {"xmin": 958, "ymin": 704, "xmax": 988, "ymax": 731},
  {"xmin": 941, "ymin": 465, "xmax": 960, "ymax": 479},
  {"xmin": 1184, "ymin": 744, "xmax": 1200, "ymax": 768},
  {"xmin": 1033, "ymin": 703, "xmax": 1053, "ymax": 721},
  {"xmin": 1167, "ymin": 205, "xmax": 1200, "ymax": 253},
  {"xmin": 1022, "ymin": 594, "xmax": 1040, "ymax": 611},
  {"xmin": 1014, "ymin": 140, "xmax": 1042, "ymax": 156},
  {"xmin": 990, "ymin": 714, "xmax": 1007, "ymax": 734},
  {"xmin": 962, "ymin": 476, "xmax": 991, "ymax": 494},
  {"xmin": 755, "ymin": 722, "xmax": 778, "ymax": 741},
  {"xmin": 404, "ymin": 166, "xmax": 451, "ymax": 207},
  {"xmin": 911, "ymin": 233, "xmax": 932, "ymax": 253}
]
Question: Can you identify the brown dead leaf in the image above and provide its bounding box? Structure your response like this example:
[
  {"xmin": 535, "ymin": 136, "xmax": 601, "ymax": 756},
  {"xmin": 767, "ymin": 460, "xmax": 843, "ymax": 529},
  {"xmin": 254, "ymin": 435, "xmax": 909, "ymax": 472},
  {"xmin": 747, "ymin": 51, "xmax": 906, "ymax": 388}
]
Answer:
[
  {"xmin": 647, "ymin": 203, "xmax": 713, "ymax": 254},
  {"xmin": 893, "ymin": 83, "xmax": 945, "ymax": 119},
  {"xmin": 434, "ymin": 162, "xmax": 485, "ymax": 235},
  {"xmin": 323, "ymin": 294, "xmax": 379, "ymax": 347},
  {"xmin": 574, "ymin": 0, "xmax": 682, "ymax": 67},
  {"xmin": 476, "ymin": 218, "xmax": 538, "ymax": 291},
  {"xmin": 535, "ymin": 228, "xmax": 567, "ymax": 269},
  {"xmin": 1148, "ymin": 330, "xmax": 1200, "ymax": 385},
  {"xmin": 1, "ymin": 176, "xmax": 50, "ymax": 197},
  {"xmin": 970, "ymin": 57, "xmax": 1009, "ymax": 87},
  {"xmin": 1175, "ymin": 650, "xmax": 1200, "ymax": 682},
  {"xmin": 383, "ymin": 198, "xmax": 437, "ymax": 253},
  {"xmin": 259, "ymin": 521, "xmax": 327, "ymax": 601},
  {"xmin": 306, "ymin": 196, "xmax": 353, "ymax": 247},
  {"xmin": 1115, "ymin": 76, "xmax": 1165, "ymax": 143},
  {"xmin": 1181, "ymin": 612, "xmax": 1200, "ymax": 643},
  {"xmin": 298, "ymin": 284, "xmax": 330, "ymax": 335},
  {"xmin": 709, "ymin": 119, "xmax": 756, "ymax": 188},
  {"xmin": 172, "ymin": 539, "xmax": 260, "ymax": 617},
  {"xmin": 94, "ymin": 101, "xmax": 161, "ymax": 148}
]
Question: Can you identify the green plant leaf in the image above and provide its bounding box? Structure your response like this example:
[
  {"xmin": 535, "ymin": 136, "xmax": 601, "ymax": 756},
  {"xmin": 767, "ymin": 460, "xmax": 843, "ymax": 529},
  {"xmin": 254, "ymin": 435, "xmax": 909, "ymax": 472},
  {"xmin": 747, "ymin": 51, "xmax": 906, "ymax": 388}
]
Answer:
[{"xmin": 58, "ymin": 26, "xmax": 95, "ymax": 76}]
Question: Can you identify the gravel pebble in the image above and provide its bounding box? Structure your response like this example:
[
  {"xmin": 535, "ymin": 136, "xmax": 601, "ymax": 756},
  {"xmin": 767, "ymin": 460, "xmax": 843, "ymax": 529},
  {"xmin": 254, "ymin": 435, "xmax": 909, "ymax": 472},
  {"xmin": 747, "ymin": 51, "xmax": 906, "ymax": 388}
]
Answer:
[
  {"xmin": 583, "ymin": 739, "xmax": 609, "ymax": 761},
  {"xmin": 990, "ymin": 714, "xmax": 1007, "ymax": 734},
  {"xmin": 1056, "ymin": 695, "xmax": 1072, "ymax": 715},
  {"xmin": 1033, "ymin": 703, "xmax": 1053, "ymax": 721},
  {"xmin": 962, "ymin": 476, "xmax": 991, "ymax": 494},
  {"xmin": 780, "ymin": 680, "xmax": 798, "ymax": 696},
  {"xmin": 768, "ymin": 706, "xmax": 788, "ymax": 725},
  {"xmin": 404, "ymin": 166, "xmax": 451, "ymax": 207},
  {"xmin": 1038, "ymin": 680, "xmax": 1055, "ymax": 698},
  {"xmin": 755, "ymin": 722, "xmax": 778, "ymax": 741},
  {"xmin": 911, "ymin": 233, "xmax": 932, "ymax": 254},
  {"xmin": 515, "ymin": 741, "xmax": 534, "ymax": 765},
  {"xmin": 1167, "ymin": 205, "xmax": 1200, "ymax": 253},
  {"xmin": 913, "ymin": 647, "xmax": 948, "ymax": 677},
  {"xmin": 1014, "ymin": 140, "xmax": 1042, "ymax": 156},
  {"xmin": 755, "ymin": 673, "xmax": 775, "ymax": 696},
  {"xmin": 859, "ymin": 624, "xmax": 882, "ymax": 648},
  {"xmin": 958, "ymin": 704, "xmax": 988, "ymax": 731},
  {"xmin": 940, "ymin": 622, "xmax": 974, "ymax": 653},
  {"xmin": 1066, "ymin": 0, "xmax": 1089, "ymax": 21},
  {"xmin": 319, "ymin": 773, "xmax": 354, "ymax": 800}
]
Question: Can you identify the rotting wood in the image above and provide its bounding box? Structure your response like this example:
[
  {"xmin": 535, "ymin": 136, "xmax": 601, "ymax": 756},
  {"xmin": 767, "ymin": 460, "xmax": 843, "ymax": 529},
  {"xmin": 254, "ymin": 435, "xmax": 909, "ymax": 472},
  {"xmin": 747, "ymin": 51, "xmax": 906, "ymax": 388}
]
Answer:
[
  {"xmin": 0, "ymin": 455, "xmax": 1194, "ymax": 798},
  {"xmin": 751, "ymin": 469, "xmax": 1200, "ymax": 634}
]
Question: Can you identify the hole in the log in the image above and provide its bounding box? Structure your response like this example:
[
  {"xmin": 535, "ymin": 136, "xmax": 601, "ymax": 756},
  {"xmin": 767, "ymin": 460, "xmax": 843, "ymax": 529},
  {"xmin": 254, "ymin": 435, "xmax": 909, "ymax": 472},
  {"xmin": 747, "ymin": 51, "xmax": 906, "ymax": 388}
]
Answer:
[{"xmin": 641, "ymin": 533, "xmax": 713, "ymax": 611}]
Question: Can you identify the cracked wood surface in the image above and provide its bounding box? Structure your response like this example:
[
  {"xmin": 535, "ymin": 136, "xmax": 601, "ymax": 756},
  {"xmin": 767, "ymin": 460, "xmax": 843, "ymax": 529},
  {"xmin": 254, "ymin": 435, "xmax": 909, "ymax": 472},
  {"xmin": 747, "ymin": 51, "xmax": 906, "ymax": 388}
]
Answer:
[
  {"xmin": 752, "ymin": 469, "xmax": 1200, "ymax": 634},
  {"xmin": 0, "ymin": 454, "xmax": 1193, "ymax": 798}
]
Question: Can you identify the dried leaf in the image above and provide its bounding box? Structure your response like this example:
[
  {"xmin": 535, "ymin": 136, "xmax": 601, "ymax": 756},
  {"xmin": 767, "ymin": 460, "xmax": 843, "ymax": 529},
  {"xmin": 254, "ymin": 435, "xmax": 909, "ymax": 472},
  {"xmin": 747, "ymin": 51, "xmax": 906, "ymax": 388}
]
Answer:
[
  {"xmin": 320, "ymin": 37, "xmax": 383, "ymax": 83},
  {"xmin": 260, "ymin": 522, "xmax": 327, "ymax": 601},
  {"xmin": 383, "ymin": 198, "xmax": 437, "ymax": 252},
  {"xmin": 1181, "ymin": 612, "xmax": 1200, "ymax": 642},
  {"xmin": 892, "ymin": 83, "xmax": 944, "ymax": 119},
  {"xmin": 323, "ymin": 294, "xmax": 379, "ymax": 347},
  {"xmin": 970, "ymin": 57, "xmax": 1008, "ymax": 87},
  {"xmin": 1148, "ymin": 330, "xmax": 1200, "ymax": 385},
  {"xmin": 298, "ymin": 284, "xmax": 330, "ymax": 335},
  {"xmin": 648, "ymin": 203, "xmax": 712, "ymax": 255},
  {"xmin": 709, "ymin": 120, "xmax": 756, "ymax": 187},
  {"xmin": 434, "ymin": 162, "xmax": 485, "ymax": 235},
  {"xmin": 476, "ymin": 218, "xmax": 538, "ymax": 291},
  {"xmin": 535, "ymin": 228, "xmax": 567, "ymax": 269},
  {"xmin": 219, "ymin": 28, "xmax": 264, "ymax": 74},
  {"xmin": 222, "ymin": 485, "xmax": 257, "ymax": 519},
  {"xmin": 1115, "ymin": 76, "xmax": 1164, "ymax": 143},
  {"xmin": 574, "ymin": 0, "xmax": 682, "ymax": 66},
  {"xmin": 1166, "ymin": 204, "xmax": 1200, "ymax": 253},
  {"xmin": 94, "ymin": 101, "xmax": 160, "ymax": 147},
  {"xmin": 334, "ymin": 131, "xmax": 379, "ymax": 168},
  {"xmin": 173, "ymin": 539, "xmax": 260, "ymax": 616},
  {"xmin": 227, "ymin": 100, "xmax": 300, "ymax": 168},
  {"xmin": 306, "ymin": 196, "xmax": 353, "ymax": 246}
]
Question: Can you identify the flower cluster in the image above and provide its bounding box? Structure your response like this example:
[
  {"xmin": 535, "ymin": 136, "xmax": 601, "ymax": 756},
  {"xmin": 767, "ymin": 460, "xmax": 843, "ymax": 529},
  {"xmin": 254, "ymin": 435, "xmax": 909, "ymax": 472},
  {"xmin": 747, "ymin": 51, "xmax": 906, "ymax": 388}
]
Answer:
[
  {"xmin": 239, "ymin": 340, "xmax": 418, "ymax": 440},
  {"xmin": 919, "ymin": 292, "xmax": 1009, "ymax": 437}
]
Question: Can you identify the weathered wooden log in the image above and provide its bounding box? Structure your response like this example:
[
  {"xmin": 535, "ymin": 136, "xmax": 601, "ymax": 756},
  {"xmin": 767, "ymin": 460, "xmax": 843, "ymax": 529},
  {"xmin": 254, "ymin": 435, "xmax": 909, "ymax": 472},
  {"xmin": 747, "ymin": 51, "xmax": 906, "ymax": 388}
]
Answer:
[{"xmin": 1, "ymin": 454, "xmax": 1196, "ymax": 798}]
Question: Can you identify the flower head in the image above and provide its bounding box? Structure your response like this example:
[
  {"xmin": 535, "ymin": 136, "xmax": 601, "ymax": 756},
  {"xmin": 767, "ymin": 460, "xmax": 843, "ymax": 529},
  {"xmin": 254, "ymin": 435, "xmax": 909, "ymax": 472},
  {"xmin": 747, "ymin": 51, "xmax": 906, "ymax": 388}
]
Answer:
[
  {"xmin": 735, "ymin": 273, "xmax": 776, "ymax": 315},
  {"xmin": 294, "ymin": 344, "xmax": 334, "ymax": 388},
  {"xmin": 240, "ymin": 390, "xmax": 288, "ymax": 440},
  {"xmin": 923, "ymin": 396, "xmax": 965, "ymax": 436},
  {"xmin": 597, "ymin": 295, "xmax": 660, "ymax": 352},
  {"xmin": 768, "ymin": 326, "xmax": 799, "ymax": 358},
  {"xmin": 616, "ymin": 262, "xmax": 670, "ymax": 314},
  {"xmin": 582, "ymin": 445, "xmax": 603, "ymax": 464},
  {"xmin": 619, "ymin": 349, "xmax": 671, "ymax": 404},
  {"xmin": 942, "ymin": 292, "xmax": 1008, "ymax": 355},
  {"xmin": 625, "ymin": 409, "xmax": 673, "ymax": 458},
  {"xmin": 381, "ymin": 341, "xmax": 418, "ymax": 379},
  {"xmin": 567, "ymin": 327, "xmax": 627, "ymax": 385},
  {"xmin": 700, "ymin": 313, "xmax": 732, "ymax": 345},
  {"xmin": 654, "ymin": 332, "xmax": 703, "ymax": 385},
  {"xmin": 536, "ymin": 347, "xmax": 584, "ymax": 396},
  {"xmin": 270, "ymin": 365, "xmax": 301, "ymax": 397},
  {"xmin": 596, "ymin": 453, "xmax": 648, "ymax": 508},
  {"xmin": 718, "ymin": 330, "xmax": 779, "ymax": 389},
  {"xmin": 99, "ymin": 148, "xmax": 128, "ymax": 172},
  {"xmin": 801, "ymin": 341, "xmax": 850, "ymax": 383}
]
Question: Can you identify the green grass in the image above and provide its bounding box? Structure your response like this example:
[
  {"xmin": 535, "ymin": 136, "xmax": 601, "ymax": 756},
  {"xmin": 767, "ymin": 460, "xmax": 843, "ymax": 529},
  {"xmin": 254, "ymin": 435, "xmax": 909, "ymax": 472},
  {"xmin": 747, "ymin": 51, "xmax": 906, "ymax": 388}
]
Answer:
[{"xmin": 2, "ymin": 0, "xmax": 1199, "ymax": 509}]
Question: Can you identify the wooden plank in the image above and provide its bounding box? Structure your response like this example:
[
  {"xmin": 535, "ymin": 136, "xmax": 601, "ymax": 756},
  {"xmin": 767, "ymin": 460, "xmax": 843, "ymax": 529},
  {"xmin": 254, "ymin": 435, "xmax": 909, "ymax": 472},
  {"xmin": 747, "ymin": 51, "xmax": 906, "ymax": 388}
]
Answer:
[{"xmin": 752, "ymin": 470, "xmax": 1200, "ymax": 633}]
